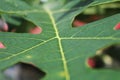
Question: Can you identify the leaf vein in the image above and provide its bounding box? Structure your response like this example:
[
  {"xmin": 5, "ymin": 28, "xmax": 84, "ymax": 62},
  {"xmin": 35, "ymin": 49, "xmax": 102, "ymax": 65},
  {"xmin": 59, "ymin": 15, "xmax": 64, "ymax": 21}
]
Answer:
[
  {"xmin": 0, "ymin": 37, "xmax": 55, "ymax": 62},
  {"xmin": 44, "ymin": 8, "xmax": 70, "ymax": 80}
]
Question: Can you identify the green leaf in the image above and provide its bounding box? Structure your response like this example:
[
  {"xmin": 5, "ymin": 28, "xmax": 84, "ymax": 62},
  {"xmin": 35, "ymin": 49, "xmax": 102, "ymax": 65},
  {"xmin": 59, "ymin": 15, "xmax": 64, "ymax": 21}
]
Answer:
[{"xmin": 0, "ymin": 0, "xmax": 120, "ymax": 80}]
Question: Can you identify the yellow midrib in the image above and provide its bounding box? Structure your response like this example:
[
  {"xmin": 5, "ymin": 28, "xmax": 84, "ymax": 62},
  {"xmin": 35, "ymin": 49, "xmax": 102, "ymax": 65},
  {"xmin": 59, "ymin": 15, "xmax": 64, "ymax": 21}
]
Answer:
[{"xmin": 44, "ymin": 8, "xmax": 70, "ymax": 80}]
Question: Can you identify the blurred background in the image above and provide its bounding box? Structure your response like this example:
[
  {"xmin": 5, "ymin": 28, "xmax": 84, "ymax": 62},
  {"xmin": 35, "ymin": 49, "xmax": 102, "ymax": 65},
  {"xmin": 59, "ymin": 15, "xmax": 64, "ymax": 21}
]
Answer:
[{"xmin": 73, "ymin": 1, "xmax": 120, "ymax": 27}]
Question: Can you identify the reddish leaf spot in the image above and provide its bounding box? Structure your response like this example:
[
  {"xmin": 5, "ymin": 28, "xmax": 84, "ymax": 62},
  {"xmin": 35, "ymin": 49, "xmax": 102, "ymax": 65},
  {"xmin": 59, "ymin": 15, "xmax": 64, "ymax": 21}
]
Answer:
[
  {"xmin": 87, "ymin": 58, "xmax": 95, "ymax": 68},
  {"xmin": 114, "ymin": 22, "xmax": 120, "ymax": 30},
  {"xmin": 29, "ymin": 26, "xmax": 42, "ymax": 34},
  {"xmin": 73, "ymin": 20, "xmax": 86, "ymax": 27},
  {"xmin": 0, "ymin": 19, "xmax": 8, "ymax": 32},
  {"xmin": 3, "ymin": 23, "xmax": 8, "ymax": 32},
  {"xmin": 0, "ymin": 42, "xmax": 5, "ymax": 48}
]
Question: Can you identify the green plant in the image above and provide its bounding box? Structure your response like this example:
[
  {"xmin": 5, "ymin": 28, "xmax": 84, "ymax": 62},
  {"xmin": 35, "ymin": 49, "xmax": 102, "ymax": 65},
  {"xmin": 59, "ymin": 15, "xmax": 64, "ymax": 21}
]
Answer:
[{"xmin": 0, "ymin": 0, "xmax": 120, "ymax": 80}]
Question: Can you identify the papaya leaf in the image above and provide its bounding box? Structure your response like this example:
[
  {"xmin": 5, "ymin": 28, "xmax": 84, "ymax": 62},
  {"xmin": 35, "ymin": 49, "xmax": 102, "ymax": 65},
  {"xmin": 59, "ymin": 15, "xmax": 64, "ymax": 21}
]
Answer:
[{"xmin": 0, "ymin": 0, "xmax": 120, "ymax": 80}]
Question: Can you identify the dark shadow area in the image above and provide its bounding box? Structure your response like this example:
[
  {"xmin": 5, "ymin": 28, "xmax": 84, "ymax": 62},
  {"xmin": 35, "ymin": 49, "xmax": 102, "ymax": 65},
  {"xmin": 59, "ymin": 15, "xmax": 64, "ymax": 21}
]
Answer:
[
  {"xmin": 73, "ymin": 1, "xmax": 120, "ymax": 27},
  {"xmin": 87, "ymin": 44, "xmax": 120, "ymax": 69},
  {"xmin": 4, "ymin": 62, "xmax": 46, "ymax": 80},
  {"xmin": 0, "ymin": 16, "xmax": 42, "ymax": 34}
]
